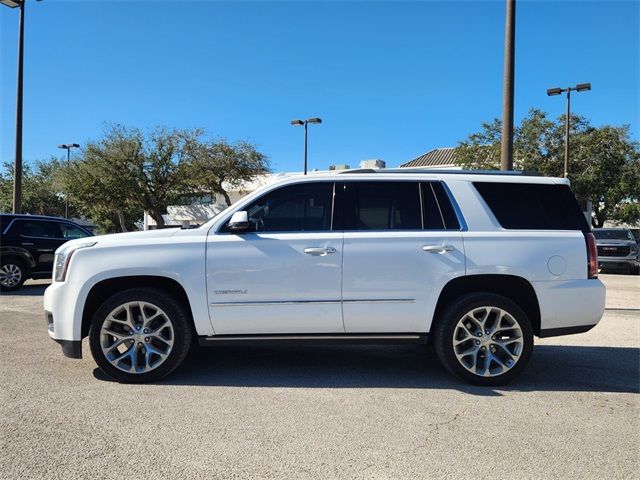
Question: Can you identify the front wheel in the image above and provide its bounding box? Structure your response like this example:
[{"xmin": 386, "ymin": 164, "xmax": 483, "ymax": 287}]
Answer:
[
  {"xmin": 89, "ymin": 288, "xmax": 193, "ymax": 383},
  {"xmin": 434, "ymin": 293, "xmax": 534, "ymax": 386}
]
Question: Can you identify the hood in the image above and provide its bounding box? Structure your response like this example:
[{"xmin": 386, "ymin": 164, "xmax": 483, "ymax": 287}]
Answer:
[
  {"xmin": 59, "ymin": 227, "xmax": 181, "ymax": 251},
  {"xmin": 94, "ymin": 228, "xmax": 181, "ymax": 243}
]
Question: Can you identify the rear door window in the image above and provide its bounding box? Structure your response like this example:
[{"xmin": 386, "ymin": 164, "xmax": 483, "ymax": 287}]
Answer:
[
  {"xmin": 343, "ymin": 182, "xmax": 421, "ymax": 230},
  {"xmin": 423, "ymin": 182, "xmax": 461, "ymax": 230},
  {"xmin": 474, "ymin": 182, "xmax": 589, "ymax": 231},
  {"xmin": 18, "ymin": 220, "xmax": 63, "ymax": 238}
]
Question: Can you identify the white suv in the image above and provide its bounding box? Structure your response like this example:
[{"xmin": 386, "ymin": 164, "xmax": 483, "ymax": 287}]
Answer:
[{"xmin": 44, "ymin": 170, "xmax": 605, "ymax": 385}]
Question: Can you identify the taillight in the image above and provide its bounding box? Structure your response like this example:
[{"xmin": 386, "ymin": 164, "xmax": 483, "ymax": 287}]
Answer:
[{"xmin": 585, "ymin": 232, "xmax": 598, "ymax": 279}]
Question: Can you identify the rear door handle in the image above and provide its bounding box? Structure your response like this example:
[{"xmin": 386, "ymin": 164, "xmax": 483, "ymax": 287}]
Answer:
[
  {"xmin": 422, "ymin": 243, "xmax": 454, "ymax": 254},
  {"xmin": 304, "ymin": 247, "xmax": 336, "ymax": 256}
]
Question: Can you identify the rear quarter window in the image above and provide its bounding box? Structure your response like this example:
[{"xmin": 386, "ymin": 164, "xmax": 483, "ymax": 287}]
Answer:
[{"xmin": 473, "ymin": 182, "xmax": 589, "ymax": 232}]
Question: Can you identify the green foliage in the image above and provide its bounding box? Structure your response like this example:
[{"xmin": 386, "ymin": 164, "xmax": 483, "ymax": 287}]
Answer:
[
  {"xmin": 455, "ymin": 109, "xmax": 640, "ymax": 226},
  {"xmin": 0, "ymin": 159, "xmax": 70, "ymax": 217},
  {"xmin": 182, "ymin": 138, "xmax": 270, "ymax": 206},
  {"xmin": 54, "ymin": 124, "xmax": 268, "ymax": 232}
]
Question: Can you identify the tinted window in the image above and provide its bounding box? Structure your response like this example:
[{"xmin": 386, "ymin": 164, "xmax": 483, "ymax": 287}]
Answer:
[
  {"xmin": 432, "ymin": 182, "xmax": 460, "ymax": 230},
  {"xmin": 344, "ymin": 182, "xmax": 421, "ymax": 230},
  {"xmin": 60, "ymin": 223, "xmax": 89, "ymax": 239},
  {"xmin": 0, "ymin": 216, "xmax": 12, "ymax": 233},
  {"xmin": 19, "ymin": 220, "xmax": 62, "ymax": 238},
  {"xmin": 474, "ymin": 182, "xmax": 589, "ymax": 231},
  {"xmin": 421, "ymin": 183, "xmax": 445, "ymax": 229},
  {"xmin": 243, "ymin": 182, "xmax": 334, "ymax": 232},
  {"xmin": 592, "ymin": 230, "xmax": 634, "ymax": 240}
]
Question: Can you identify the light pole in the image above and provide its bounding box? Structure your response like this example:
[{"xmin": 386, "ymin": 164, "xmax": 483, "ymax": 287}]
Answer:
[
  {"xmin": 291, "ymin": 117, "xmax": 322, "ymax": 175},
  {"xmin": 500, "ymin": 0, "xmax": 516, "ymax": 171},
  {"xmin": 547, "ymin": 83, "xmax": 591, "ymax": 178},
  {"xmin": 1, "ymin": 0, "xmax": 42, "ymax": 214},
  {"xmin": 58, "ymin": 143, "xmax": 80, "ymax": 219}
]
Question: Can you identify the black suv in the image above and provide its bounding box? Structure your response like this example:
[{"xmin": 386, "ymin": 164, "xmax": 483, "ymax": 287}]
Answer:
[{"xmin": 0, "ymin": 214, "xmax": 93, "ymax": 291}]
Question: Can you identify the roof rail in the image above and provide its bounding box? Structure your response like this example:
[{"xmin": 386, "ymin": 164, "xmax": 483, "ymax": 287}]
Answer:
[
  {"xmin": 338, "ymin": 168, "xmax": 543, "ymax": 177},
  {"xmin": 337, "ymin": 168, "xmax": 377, "ymax": 174}
]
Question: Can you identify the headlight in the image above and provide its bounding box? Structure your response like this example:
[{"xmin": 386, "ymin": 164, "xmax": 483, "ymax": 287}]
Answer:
[{"xmin": 53, "ymin": 242, "xmax": 97, "ymax": 282}]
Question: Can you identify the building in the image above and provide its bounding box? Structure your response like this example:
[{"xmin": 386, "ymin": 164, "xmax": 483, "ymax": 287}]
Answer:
[{"xmin": 400, "ymin": 147, "xmax": 460, "ymax": 169}]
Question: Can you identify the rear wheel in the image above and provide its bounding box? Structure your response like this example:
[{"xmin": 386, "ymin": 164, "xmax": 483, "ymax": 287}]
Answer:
[
  {"xmin": 89, "ymin": 288, "xmax": 193, "ymax": 383},
  {"xmin": 0, "ymin": 257, "xmax": 27, "ymax": 291},
  {"xmin": 434, "ymin": 293, "xmax": 533, "ymax": 386}
]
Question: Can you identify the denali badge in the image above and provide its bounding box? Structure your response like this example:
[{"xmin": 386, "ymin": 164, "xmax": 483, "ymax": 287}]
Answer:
[{"xmin": 214, "ymin": 289, "xmax": 248, "ymax": 295}]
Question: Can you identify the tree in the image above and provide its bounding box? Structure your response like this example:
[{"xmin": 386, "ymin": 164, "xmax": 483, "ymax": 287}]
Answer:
[
  {"xmin": 183, "ymin": 138, "xmax": 270, "ymax": 207},
  {"xmin": 60, "ymin": 124, "xmax": 201, "ymax": 231},
  {"xmin": 455, "ymin": 109, "xmax": 640, "ymax": 226},
  {"xmin": 0, "ymin": 159, "xmax": 69, "ymax": 217}
]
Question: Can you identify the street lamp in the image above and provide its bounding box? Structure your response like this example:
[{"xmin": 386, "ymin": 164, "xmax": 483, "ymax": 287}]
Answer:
[
  {"xmin": 547, "ymin": 82, "xmax": 592, "ymax": 178},
  {"xmin": 58, "ymin": 143, "xmax": 80, "ymax": 219},
  {"xmin": 290, "ymin": 117, "xmax": 322, "ymax": 175},
  {"xmin": 1, "ymin": 0, "xmax": 43, "ymax": 214}
]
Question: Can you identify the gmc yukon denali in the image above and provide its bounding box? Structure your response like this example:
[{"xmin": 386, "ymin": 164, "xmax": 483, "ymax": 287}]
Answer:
[{"xmin": 44, "ymin": 170, "xmax": 606, "ymax": 385}]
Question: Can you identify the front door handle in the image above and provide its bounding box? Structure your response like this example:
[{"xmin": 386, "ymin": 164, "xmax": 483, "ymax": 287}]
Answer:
[
  {"xmin": 304, "ymin": 247, "xmax": 336, "ymax": 256},
  {"xmin": 422, "ymin": 243, "xmax": 454, "ymax": 254}
]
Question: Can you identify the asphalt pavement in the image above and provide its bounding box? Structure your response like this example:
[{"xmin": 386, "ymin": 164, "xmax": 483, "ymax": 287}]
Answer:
[{"xmin": 1, "ymin": 274, "xmax": 638, "ymax": 479}]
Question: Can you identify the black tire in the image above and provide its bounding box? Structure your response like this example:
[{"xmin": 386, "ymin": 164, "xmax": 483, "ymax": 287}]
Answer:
[
  {"xmin": 0, "ymin": 257, "xmax": 28, "ymax": 291},
  {"xmin": 433, "ymin": 292, "xmax": 534, "ymax": 386},
  {"xmin": 630, "ymin": 264, "xmax": 639, "ymax": 275},
  {"xmin": 89, "ymin": 288, "xmax": 193, "ymax": 383}
]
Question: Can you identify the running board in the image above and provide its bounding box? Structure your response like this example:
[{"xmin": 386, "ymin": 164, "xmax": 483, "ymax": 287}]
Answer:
[{"xmin": 198, "ymin": 333, "xmax": 428, "ymax": 346}]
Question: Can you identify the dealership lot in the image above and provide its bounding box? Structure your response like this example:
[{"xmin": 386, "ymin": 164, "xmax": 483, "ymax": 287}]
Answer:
[{"xmin": 1, "ymin": 274, "xmax": 638, "ymax": 479}]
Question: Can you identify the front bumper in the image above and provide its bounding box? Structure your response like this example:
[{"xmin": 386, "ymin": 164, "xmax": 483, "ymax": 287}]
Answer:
[
  {"xmin": 44, "ymin": 280, "xmax": 85, "ymax": 359},
  {"xmin": 54, "ymin": 339, "xmax": 82, "ymax": 359}
]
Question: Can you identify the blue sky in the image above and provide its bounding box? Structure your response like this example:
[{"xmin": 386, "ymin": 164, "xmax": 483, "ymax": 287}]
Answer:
[{"xmin": 1, "ymin": 0, "xmax": 638, "ymax": 173}]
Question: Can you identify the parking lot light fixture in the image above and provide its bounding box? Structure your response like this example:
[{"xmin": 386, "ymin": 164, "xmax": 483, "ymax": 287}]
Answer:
[
  {"xmin": 58, "ymin": 143, "xmax": 81, "ymax": 219},
  {"xmin": 291, "ymin": 117, "xmax": 323, "ymax": 175},
  {"xmin": 546, "ymin": 83, "xmax": 592, "ymax": 178}
]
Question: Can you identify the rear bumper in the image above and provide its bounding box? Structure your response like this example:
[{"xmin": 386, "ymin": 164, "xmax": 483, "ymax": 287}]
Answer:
[
  {"xmin": 599, "ymin": 257, "xmax": 639, "ymax": 267},
  {"xmin": 532, "ymin": 278, "xmax": 606, "ymax": 333},
  {"xmin": 539, "ymin": 324, "xmax": 597, "ymax": 338}
]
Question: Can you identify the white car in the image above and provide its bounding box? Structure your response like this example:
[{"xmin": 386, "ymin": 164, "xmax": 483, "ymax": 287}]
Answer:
[{"xmin": 44, "ymin": 170, "xmax": 605, "ymax": 385}]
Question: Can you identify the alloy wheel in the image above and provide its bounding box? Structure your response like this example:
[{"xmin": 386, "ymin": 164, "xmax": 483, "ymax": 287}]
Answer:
[
  {"xmin": 0, "ymin": 263, "xmax": 22, "ymax": 288},
  {"xmin": 452, "ymin": 306, "xmax": 524, "ymax": 377},
  {"xmin": 100, "ymin": 301, "xmax": 175, "ymax": 374}
]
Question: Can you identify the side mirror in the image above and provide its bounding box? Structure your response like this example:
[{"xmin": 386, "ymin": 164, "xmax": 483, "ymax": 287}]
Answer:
[{"xmin": 227, "ymin": 211, "xmax": 250, "ymax": 233}]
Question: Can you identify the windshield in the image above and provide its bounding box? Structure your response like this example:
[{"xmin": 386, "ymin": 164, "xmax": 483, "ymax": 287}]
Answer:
[{"xmin": 592, "ymin": 229, "xmax": 634, "ymax": 241}]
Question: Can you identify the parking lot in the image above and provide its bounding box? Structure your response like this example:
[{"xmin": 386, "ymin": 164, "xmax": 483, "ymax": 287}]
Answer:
[{"xmin": 1, "ymin": 274, "xmax": 638, "ymax": 479}]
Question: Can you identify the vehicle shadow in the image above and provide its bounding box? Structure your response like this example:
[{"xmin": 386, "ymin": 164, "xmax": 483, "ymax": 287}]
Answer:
[
  {"xmin": 94, "ymin": 344, "xmax": 639, "ymax": 395},
  {"xmin": 2, "ymin": 283, "xmax": 49, "ymax": 296}
]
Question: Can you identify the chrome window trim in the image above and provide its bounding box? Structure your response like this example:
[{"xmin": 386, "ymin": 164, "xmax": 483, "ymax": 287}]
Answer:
[{"xmin": 212, "ymin": 179, "xmax": 467, "ymax": 235}]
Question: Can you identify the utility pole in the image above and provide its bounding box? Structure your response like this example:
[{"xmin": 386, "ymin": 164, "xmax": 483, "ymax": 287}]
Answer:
[{"xmin": 500, "ymin": 0, "xmax": 516, "ymax": 171}]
